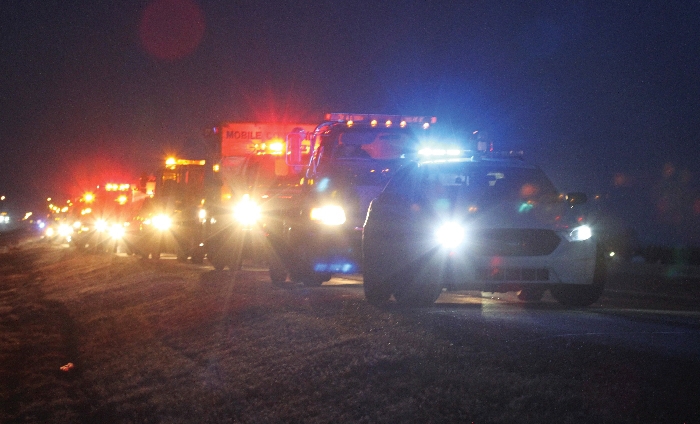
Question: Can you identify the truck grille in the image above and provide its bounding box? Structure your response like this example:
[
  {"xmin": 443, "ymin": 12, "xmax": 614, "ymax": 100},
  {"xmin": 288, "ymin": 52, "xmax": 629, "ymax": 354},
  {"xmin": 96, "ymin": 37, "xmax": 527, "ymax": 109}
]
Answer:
[{"xmin": 472, "ymin": 229, "xmax": 560, "ymax": 256}]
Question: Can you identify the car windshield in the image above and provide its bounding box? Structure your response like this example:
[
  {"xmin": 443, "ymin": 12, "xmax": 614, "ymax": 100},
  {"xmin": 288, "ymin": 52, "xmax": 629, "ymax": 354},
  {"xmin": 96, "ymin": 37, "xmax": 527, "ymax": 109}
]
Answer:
[{"xmin": 386, "ymin": 161, "xmax": 559, "ymax": 204}]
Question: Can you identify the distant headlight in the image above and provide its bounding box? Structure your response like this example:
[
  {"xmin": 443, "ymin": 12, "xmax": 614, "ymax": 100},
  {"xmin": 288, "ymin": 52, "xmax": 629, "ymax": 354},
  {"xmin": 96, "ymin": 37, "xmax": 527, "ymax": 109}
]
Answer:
[
  {"xmin": 233, "ymin": 195, "xmax": 261, "ymax": 226},
  {"xmin": 95, "ymin": 219, "xmax": 108, "ymax": 232},
  {"xmin": 152, "ymin": 214, "xmax": 172, "ymax": 231},
  {"xmin": 435, "ymin": 222, "xmax": 465, "ymax": 248},
  {"xmin": 109, "ymin": 223, "xmax": 125, "ymax": 239},
  {"xmin": 58, "ymin": 223, "xmax": 73, "ymax": 237},
  {"xmin": 564, "ymin": 224, "xmax": 592, "ymax": 242},
  {"xmin": 310, "ymin": 205, "xmax": 346, "ymax": 226},
  {"xmin": 198, "ymin": 209, "xmax": 207, "ymax": 221}
]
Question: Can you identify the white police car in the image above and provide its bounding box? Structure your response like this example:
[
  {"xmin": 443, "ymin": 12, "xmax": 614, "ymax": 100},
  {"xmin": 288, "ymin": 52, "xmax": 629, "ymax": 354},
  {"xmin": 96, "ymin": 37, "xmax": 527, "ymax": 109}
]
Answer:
[{"xmin": 362, "ymin": 151, "xmax": 605, "ymax": 307}]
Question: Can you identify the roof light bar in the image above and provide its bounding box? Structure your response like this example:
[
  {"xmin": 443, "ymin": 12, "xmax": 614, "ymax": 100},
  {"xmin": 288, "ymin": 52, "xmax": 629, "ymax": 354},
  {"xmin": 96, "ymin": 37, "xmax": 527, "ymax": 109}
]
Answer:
[
  {"xmin": 325, "ymin": 113, "xmax": 436, "ymax": 129},
  {"xmin": 418, "ymin": 148, "xmax": 464, "ymax": 156},
  {"xmin": 105, "ymin": 183, "xmax": 131, "ymax": 192},
  {"xmin": 165, "ymin": 158, "xmax": 206, "ymax": 166}
]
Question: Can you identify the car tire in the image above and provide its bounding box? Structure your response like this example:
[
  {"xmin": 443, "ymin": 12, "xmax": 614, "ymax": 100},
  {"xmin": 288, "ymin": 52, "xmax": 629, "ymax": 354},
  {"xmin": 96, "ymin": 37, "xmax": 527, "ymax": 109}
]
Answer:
[
  {"xmin": 208, "ymin": 239, "xmax": 234, "ymax": 271},
  {"xmin": 209, "ymin": 253, "xmax": 227, "ymax": 271},
  {"xmin": 191, "ymin": 252, "xmax": 204, "ymax": 264},
  {"xmin": 517, "ymin": 287, "xmax": 546, "ymax": 302},
  {"xmin": 551, "ymin": 247, "xmax": 606, "ymax": 307},
  {"xmin": 392, "ymin": 257, "xmax": 442, "ymax": 307},
  {"xmin": 176, "ymin": 250, "xmax": 188, "ymax": 262},
  {"xmin": 363, "ymin": 249, "xmax": 401, "ymax": 305},
  {"xmin": 296, "ymin": 272, "xmax": 331, "ymax": 287},
  {"xmin": 363, "ymin": 272, "xmax": 395, "ymax": 306},
  {"xmin": 394, "ymin": 282, "xmax": 442, "ymax": 307},
  {"xmin": 267, "ymin": 247, "xmax": 288, "ymax": 285},
  {"xmin": 269, "ymin": 265, "xmax": 288, "ymax": 285},
  {"xmin": 268, "ymin": 249, "xmax": 288, "ymax": 284}
]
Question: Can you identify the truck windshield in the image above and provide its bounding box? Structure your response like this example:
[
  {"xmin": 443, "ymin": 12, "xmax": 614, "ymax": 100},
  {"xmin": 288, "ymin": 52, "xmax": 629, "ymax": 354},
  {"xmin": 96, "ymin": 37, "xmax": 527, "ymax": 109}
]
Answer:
[
  {"xmin": 242, "ymin": 155, "xmax": 301, "ymax": 190},
  {"xmin": 333, "ymin": 128, "xmax": 415, "ymax": 160}
]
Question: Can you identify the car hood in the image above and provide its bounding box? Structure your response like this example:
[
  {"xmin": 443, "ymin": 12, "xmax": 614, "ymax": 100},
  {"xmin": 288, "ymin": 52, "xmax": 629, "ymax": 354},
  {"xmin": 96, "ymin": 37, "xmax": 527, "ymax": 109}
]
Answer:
[{"xmin": 444, "ymin": 197, "xmax": 586, "ymax": 232}]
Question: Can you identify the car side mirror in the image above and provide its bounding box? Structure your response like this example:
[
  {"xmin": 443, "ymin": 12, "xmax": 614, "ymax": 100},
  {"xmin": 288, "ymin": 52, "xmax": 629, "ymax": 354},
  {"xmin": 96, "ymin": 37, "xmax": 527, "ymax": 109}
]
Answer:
[{"xmin": 566, "ymin": 192, "xmax": 588, "ymax": 205}]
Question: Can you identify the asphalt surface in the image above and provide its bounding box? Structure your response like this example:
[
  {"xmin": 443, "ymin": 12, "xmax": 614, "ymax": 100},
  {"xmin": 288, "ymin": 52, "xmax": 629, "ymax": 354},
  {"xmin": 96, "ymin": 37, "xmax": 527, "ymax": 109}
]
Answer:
[
  {"xmin": 284, "ymin": 269, "xmax": 700, "ymax": 361},
  {"xmin": 7, "ymin": 227, "xmax": 700, "ymax": 365},
  {"xmin": 291, "ymin": 264, "xmax": 700, "ymax": 364}
]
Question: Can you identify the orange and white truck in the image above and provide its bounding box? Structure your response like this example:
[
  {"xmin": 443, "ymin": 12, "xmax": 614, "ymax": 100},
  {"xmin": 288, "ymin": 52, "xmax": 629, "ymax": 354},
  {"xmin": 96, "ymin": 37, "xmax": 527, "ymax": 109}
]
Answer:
[{"xmin": 202, "ymin": 122, "xmax": 317, "ymax": 270}]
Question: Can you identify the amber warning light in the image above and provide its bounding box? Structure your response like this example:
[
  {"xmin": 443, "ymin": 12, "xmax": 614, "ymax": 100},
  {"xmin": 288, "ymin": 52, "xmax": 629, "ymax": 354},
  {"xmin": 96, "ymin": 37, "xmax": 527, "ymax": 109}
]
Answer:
[
  {"xmin": 165, "ymin": 157, "xmax": 206, "ymax": 167},
  {"xmin": 325, "ymin": 113, "xmax": 437, "ymax": 128}
]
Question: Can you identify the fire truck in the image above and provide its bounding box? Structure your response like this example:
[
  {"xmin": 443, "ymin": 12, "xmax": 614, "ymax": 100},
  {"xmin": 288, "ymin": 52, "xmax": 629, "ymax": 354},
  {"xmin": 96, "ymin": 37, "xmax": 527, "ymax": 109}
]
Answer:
[
  {"xmin": 266, "ymin": 113, "xmax": 436, "ymax": 285},
  {"xmin": 136, "ymin": 158, "xmax": 211, "ymax": 261},
  {"xmin": 71, "ymin": 183, "xmax": 143, "ymax": 253},
  {"xmin": 203, "ymin": 122, "xmax": 316, "ymax": 271}
]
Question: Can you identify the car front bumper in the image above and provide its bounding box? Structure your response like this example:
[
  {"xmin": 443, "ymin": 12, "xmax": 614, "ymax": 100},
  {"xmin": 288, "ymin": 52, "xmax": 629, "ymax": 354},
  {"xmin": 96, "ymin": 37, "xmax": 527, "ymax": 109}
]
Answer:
[
  {"xmin": 291, "ymin": 224, "xmax": 364, "ymax": 274},
  {"xmin": 364, "ymin": 230, "xmax": 597, "ymax": 291},
  {"xmin": 443, "ymin": 237, "xmax": 597, "ymax": 290}
]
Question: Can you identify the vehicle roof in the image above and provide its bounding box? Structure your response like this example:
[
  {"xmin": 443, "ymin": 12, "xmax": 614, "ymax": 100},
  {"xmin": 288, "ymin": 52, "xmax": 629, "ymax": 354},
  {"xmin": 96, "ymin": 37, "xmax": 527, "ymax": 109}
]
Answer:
[{"xmin": 316, "ymin": 121, "xmax": 419, "ymax": 132}]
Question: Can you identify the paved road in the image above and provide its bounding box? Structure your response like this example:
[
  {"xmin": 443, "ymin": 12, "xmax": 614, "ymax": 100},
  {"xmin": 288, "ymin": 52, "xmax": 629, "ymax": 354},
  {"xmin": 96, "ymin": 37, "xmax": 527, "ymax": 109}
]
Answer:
[
  {"xmin": 111, "ymin": 250, "xmax": 700, "ymax": 363},
  {"xmin": 436, "ymin": 291, "xmax": 700, "ymax": 361},
  {"xmin": 303, "ymin": 273, "xmax": 700, "ymax": 363}
]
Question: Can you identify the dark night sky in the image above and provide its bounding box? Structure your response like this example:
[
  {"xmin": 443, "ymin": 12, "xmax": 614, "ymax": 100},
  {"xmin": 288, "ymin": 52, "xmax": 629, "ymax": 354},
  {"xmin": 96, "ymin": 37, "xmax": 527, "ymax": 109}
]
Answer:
[{"xmin": 1, "ymin": 0, "xmax": 699, "ymax": 246}]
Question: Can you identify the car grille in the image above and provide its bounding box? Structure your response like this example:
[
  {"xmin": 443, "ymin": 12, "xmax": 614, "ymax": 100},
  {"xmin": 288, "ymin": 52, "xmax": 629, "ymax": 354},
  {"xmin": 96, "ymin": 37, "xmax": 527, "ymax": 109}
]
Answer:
[{"xmin": 472, "ymin": 229, "xmax": 560, "ymax": 256}]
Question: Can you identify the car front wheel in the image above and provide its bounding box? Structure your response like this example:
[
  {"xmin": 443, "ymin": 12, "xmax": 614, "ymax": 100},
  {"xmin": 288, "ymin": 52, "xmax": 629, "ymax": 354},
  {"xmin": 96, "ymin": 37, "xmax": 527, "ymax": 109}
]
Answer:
[
  {"xmin": 292, "ymin": 272, "xmax": 331, "ymax": 287},
  {"xmin": 392, "ymin": 259, "xmax": 442, "ymax": 307},
  {"xmin": 393, "ymin": 281, "xmax": 442, "ymax": 307},
  {"xmin": 363, "ymin": 272, "xmax": 395, "ymax": 306}
]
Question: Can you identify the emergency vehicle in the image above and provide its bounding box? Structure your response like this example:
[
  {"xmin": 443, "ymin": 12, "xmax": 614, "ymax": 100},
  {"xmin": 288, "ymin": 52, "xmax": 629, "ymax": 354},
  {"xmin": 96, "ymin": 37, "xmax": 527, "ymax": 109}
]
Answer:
[
  {"xmin": 267, "ymin": 113, "xmax": 436, "ymax": 285},
  {"xmin": 203, "ymin": 122, "xmax": 316, "ymax": 271},
  {"xmin": 43, "ymin": 200, "xmax": 75, "ymax": 245},
  {"xmin": 136, "ymin": 158, "xmax": 210, "ymax": 261},
  {"xmin": 71, "ymin": 183, "xmax": 142, "ymax": 253},
  {"xmin": 362, "ymin": 147, "xmax": 604, "ymax": 307}
]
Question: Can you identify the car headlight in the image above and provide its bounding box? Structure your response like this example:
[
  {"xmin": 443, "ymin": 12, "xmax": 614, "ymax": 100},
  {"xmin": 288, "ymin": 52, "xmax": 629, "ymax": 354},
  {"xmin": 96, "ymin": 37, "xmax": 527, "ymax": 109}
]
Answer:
[
  {"xmin": 198, "ymin": 208, "xmax": 207, "ymax": 221},
  {"xmin": 435, "ymin": 222, "xmax": 465, "ymax": 248},
  {"xmin": 310, "ymin": 205, "xmax": 346, "ymax": 226},
  {"xmin": 109, "ymin": 223, "xmax": 125, "ymax": 239},
  {"xmin": 563, "ymin": 224, "xmax": 592, "ymax": 242},
  {"xmin": 233, "ymin": 194, "xmax": 261, "ymax": 226},
  {"xmin": 152, "ymin": 214, "xmax": 172, "ymax": 231}
]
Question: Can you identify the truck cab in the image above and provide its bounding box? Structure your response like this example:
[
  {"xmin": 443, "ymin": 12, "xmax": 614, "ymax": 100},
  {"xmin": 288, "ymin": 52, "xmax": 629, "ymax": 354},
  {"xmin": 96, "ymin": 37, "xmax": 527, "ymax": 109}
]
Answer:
[
  {"xmin": 70, "ymin": 183, "xmax": 140, "ymax": 253},
  {"xmin": 205, "ymin": 147, "xmax": 307, "ymax": 271},
  {"xmin": 137, "ymin": 158, "xmax": 209, "ymax": 261},
  {"xmin": 268, "ymin": 113, "xmax": 436, "ymax": 285}
]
